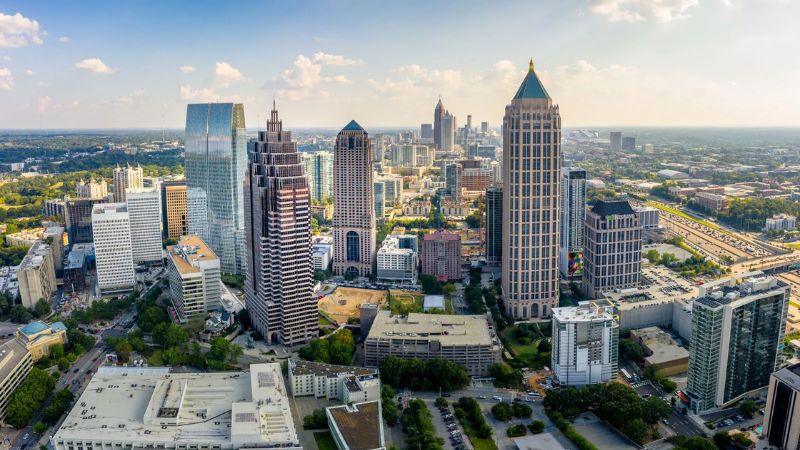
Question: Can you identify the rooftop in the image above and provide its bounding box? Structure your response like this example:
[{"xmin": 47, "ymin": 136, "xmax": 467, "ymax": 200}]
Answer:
[
  {"xmin": 288, "ymin": 359, "xmax": 376, "ymax": 378},
  {"xmin": 696, "ymin": 272, "xmax": 788, "ymax": 309},
  {"xmin": 0, "ymin": 339, "xmax": 30, "ymax": 386},
  {"xmin": 167, "ymin": 235, "xmax": 218, "ymax": 275},
  {"xmin": 326, "ymin": 401, "xmax": 384, "ymax": 450},
  {"xmin": 423, "ymin": 230, "xmax": 460, "ymax": 241},
  {"xmin": 631, "ymin": 327, "xmax": 690, "ymax": 366},
  {"xmin": 18, "ymin": 241, "xmax": 51, "ymax": 271},
  {"xmin": 512, "ymin": 59, "xmax": 551, "ymax": 100},
  {"xmin": 552, "ymin": 302, "xmax": 616, "ymax": 323},
  {"xmin": 342, "ymin": 120, "xmax": 365, "ymax": 132},
  {"xmin": 367, "ymin": 310, "xmax": 497, "ymax": 347},
  {"xmin": 591, "ymin": 199, "xmax": 635, "ymax": 217},
  {"xmin": 91, "ymin": 202, "xmax": 128, "ymax": 215}
]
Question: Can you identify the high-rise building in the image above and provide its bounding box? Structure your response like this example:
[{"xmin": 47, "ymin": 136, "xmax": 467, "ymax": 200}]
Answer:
[
  {"xmin": 125, "ymin": 187, "xmax": 163, "ymax": 265},
  {"xmin": 376, "ymin": 235, "xmax": 417, "ymax": 284},
  {"xmin": 486, "ymin": 185, "xmax": 503, "ymax": 266},
  {"xmin": 440, "ymin": 111, "xmax": 456, "ymax": 151},
  {"xmin": 481, "ymin": 121, "xmax": 488, "ymax": 134},
  {"xmin": 91, "ymin": 203, "xmax": 135, "ymax": 296},
  {"xmin": 160, "ymin": 181, "xmax": 188, "ymax": 239},
  {"xmin": 244, "ymin": 103, "xmax": 318, "ymax": 346},
  {"xmin": 420, "ymin": 123, "xmax": 433, "ymax": 140},
  {"xmin": 502, "ymin": 59, "xmax": 561, "ymax": 319},
  {"xmin": 333, "ymin": 120, "xmax": 376, "ymax": 278},
  {"xmin": 301, "ymin": 151, "xmax": 334, "ymax": 202},
  {"xmin": 389, "ymin": 144, "xmax": 417, "ymax": 167},
  {"xmin": 17, "ymin": 241, "xmax": 56, "ymax": 309},
  {"xmin": 763, "ymin": 363, "xmax": 800, "ymax": 450},
  {"xmin": 551, "ymin": 301, "xmax": 619, "ymax": 386},
  {"xmin": 686, "ymin": 273, "xmax": 789, "ymax": 413},
  {"xmin": 372, "ymin": 133, "xmax": 385, "ymax": 163},
  {"xmin": 373, "ymin": 180, "xmax": 385, "ymax": 219},
  {"xmin": 582, "ymin": 199, "xmax": 641, "ymax": 299},
  {"xmin": 445, "ymin": 163, "xmax": 462, "ymax": 201},
  {"xmin": 76, "ymin": 178, "xmax": 108, "ymax": 199},
  {"xmin": 187, "ymin": 187, "xmax": 208, "ymax": 241},
  {"xmin": 559, "ymin": 168, "xmax": 587, "ymax": 278},
  {"xmin": 433, "ymin": 98, "xmax": 445, "ymax": 149},
  {"xmin": 65, "ymin": 197, "xmax": 105, "ymax": 245},
  {"xmin": 166, "ymin": 235, "xmax": 221, "ymax": 320},
  {"xmin": 185, "ymin": 103, "xmax": 247, "ymax": 275},
  {"xmin": 622, "ymin": 136, "xmax": 636, "ymax": 151},
  {"xmin": 420, "ymin": 230, "xmax": 461, "ymax": 282},
  {"xmin": 112, "ymin": 163, "xmax": 143, "ymax": 203},
  {"xmin": 609, "ymin": 132, "xmax": 622, "ymax": 151}
]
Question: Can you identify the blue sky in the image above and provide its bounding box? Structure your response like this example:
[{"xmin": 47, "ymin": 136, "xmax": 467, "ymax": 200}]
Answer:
[{"xmin": 1, "ymin": 0, "xmax": 798, "ymax": 128}]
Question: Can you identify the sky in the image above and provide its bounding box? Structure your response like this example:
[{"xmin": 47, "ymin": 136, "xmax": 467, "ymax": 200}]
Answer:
[{"xmin": 0, "ymin": 0, "xmax": 799, "ymax": 129}]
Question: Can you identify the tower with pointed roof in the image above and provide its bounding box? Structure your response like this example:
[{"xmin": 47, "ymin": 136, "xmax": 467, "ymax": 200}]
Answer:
[
  {"xmin": 502, "ymin": 58, "xmax": 561, "ymax": 320},
  {"xmin": 332, "ymin": 120, "xmax": 376, "ymax": 278},
  {"xmin": 434, "ymin": 97, "xmax": 446, "ymax": 150},
  {"xmin": 112, "ymin": 162, "xmax": 144, "ymax": 203}
]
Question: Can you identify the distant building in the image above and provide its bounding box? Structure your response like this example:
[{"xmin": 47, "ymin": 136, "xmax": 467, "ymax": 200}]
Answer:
[
  {"xmin": 420, "ymin": 230, "xmax": 461, "ymax": 282},
  {"xmin": 763, "ymin": 363, "xmax": 800, "ymax": 450},
  {"xmin": 91, "ymin": 203, "xmax": 135, "ymax": 296},
  {"xmin": 65, "ymin": 197, "xmax": 105, "ymax": 245},
  {"xmin": 609, "ymin": 132, "xmax": 622, "ymax": 151},
  {"xmin": 765, "ymin": 213, "xmax": 796, "ymax": 232},
  {"xmin": 166, "ymin": 235, "xmax": 221, "ymax": 320},
  {"xmin": 0, "ymin": 338, "xmax": 32, "ymax": 420},
  {"xmin": 551, "ymin": 301, "xmax": 619, "ymax": 386},
  {"xmin": 376, "ymin": 235, "xmax": 417, "ymax": 284},
  {"xmin": 125, "ymin": 187, "xmax": 163, "ymax": 265},
  {"xmin": 695, "ymin": 191, "xmax": 729, "ymax": 212},
  {"xmin": 485, "ymin": 185, "xmax": 503, "ymax": 266},
  {"xmin": 302, "ymin": 151, "xmax": 334, "ymax": 202},
  {"xmin": 112, "ymin": 163, "xmax": 143, "ymax": 203},
  {"xmin": 622, "ymin": 136, "xmax": 636, "ymax": 151},
  {"xmin": 560, "ymin": 168, "xmax": 587, "ymax": 278},
  {"xmin": 373, "ymin": 180, "xmax": 385, "ymax": 219},
  {"xmin": 44, "ymin": 199, "xmax": 65, "ymax": 220},
  {"xmin": 287, "ymin": 359, "xmax": 380, "ymax": 403},
  {"xmin": 420, "ymin": 123, "xmax": 433, "ymax": 140},
  {"xmin": 657, "ymin": 169, "xmax": 690, "ymax": 180},
  {"xmin": 15, "ymin": 321, "xmax": 67, "ymax": 361},
  {"xmin": 433, "ymin": 98, "xmax": 445, "ymax": 149},
  {"xmin": 461, "ymin": 167, "xmax": 492, "ymax": 192},
  {"xmin": 402, "ymin": 199, "xmax": 431, "ymax": 217},
  {"xmin": 326, "ymin": 401, "xmax": 385, "ymax": 450},
  {"xmin": 17, "ymin": 241, "xmax": 56, "ymax": 309},
  {"xmin": 76, "ymin": 177, "xmax": 108, "ymax": 199},
  {"xmin": 160, "ymin": 181, "xmax": 188, "ymax": 239},
  {"xmin": 444, "ymin": 163, "xmax": 462, "ymax": 200},
  {"xmin": 633, "ymin": 205, "xmax": 660, "ymax": 229}
]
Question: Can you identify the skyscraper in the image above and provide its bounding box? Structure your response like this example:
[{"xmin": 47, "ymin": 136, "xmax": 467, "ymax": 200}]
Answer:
[
  {"xmin": 420, "ymin": 123, "xmax": 433, "ymax": 140},
  {"xmin": 502, "ymin": 59, "xmax": 561, "ymax": 319},
  {"xmin": 112, "ymin": 163, "xmax": 143, "ymax": 203},
  {"xmin": 76, "ymin": 177, "xmax": 108, "ymax": 199},
  {"xmin": 622, "ymin": 136, "xmax": 636, "ymax": 151},
  {"xmin": 92, "ymin": 203, "xmax": 135, "ymax": 296},
  {"xmin": 559, "ymin": 167, "xmax": 587, "ymax": 278},
  {"xmin": 373, "ymin": 180, "xmax": 385, "ymax": 219},
  {"xmin": 65, "ymin": 197, "xmax": 105, "ymax": 245},
  {"xmin": 445, "ymin": 163, "xmax": 462, "ymax": 201},
  {"xmin": 763, "ymin": 363, "xmax": 800, "ymax": 450},
  {"xmin": 185, "ymin": 103, "xmax": 247, "ymax": 275},
  {"xmin": 609, "ymin": 131, "xmax": 622, "ymax": 151},
  {"xmin": 333, "ymin": 120, "xmax": 376, "ymax": 278},
  {"xmin": 244, "ymin": 102, "xmax": 318, "ymax": 346},
  {"xmin": 160, "ymin": 181, "xmax": 188, "ymax": 239},
  {"xmin": 486, "ymin": 185, "xmax": 503, "ymax": 266},
  {"xmin": 126, "ymin": 187, "xmax": 163, "ymax": 265},
  {"xmin": 433, "ymin": 98, "xmax": 445, "ymax": 149},
  {"xmin": 551, "ymin": 302, "xmax": 619, "ymax": 386},
  {"xmin": 440, "ymin": 111, "xmax": 456, "ymax": 151},
  {"xmin": 301, "ymin": 151, "xmax": 334, "ymax": 202}
]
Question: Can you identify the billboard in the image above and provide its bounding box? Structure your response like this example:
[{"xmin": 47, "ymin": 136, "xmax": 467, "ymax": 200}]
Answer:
[{"xmin": 567, "ymin": 250, "xmax": 583, "ymax": 276}]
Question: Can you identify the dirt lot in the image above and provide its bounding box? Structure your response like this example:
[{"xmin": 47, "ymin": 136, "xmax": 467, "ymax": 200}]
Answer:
[{"xmin": 317, "ymin": 287, "xmax": 387, "ymax": 324}]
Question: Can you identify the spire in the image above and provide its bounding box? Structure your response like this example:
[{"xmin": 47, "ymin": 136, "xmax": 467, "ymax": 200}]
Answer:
[
  {"xmin": 529, "ymin": 58, "xmax": 535, "ymax": 72},
  {"xmin": 513, "ymin": 58, "xmax": 550, "ymax": 100},
  {"xmin": 268, "ymin": 99, "xmax": 281, "ymax": 133}
]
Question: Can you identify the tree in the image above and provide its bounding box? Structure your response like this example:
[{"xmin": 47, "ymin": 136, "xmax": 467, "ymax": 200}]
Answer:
[
  {"xmin": 619, "ymin": 339, "xmax": 643, "ymax": 362},
  {"xmin": 537, "ymin": 339, "xmax": 552, "ymax": 353},
  {"xmin": 303, "ymin": 408, "xmax": 328, "ymax": 429},
  {"xmin": 620, "ymin": 418, "xmax": 648, "ymax": 445},
  {"xmin": 34, "ymin": 298, "xmax": 51, "ymax": 318},
  {"xmin": 512, "ymin": 402, "xmax": 532, "ymax": 419},
  {"xmin": 489, "ymin": 362, "xmax": 518, "ymax": 386},
  {"xmin": 646, "ymin": 249, "xmax": 660, "ymax": 264},
  {"xmin": 10, "ymin": 304, "xmax": 32, "ymax": 323},
  {"xmin": 381, "ymin": 385, "xmax": 399, "ymax": 425},
  {"xmin": 434, "ymin": 397, "xmax": 448, "ymax": 408},
  {"xmin": 152, "ymin": 323, "xmax": 189, "ymax": 349},
  {"xmin": 529, "ymin": 420, "xmax": 545, "ymax": 434},
  {"xmin": 33, "ymin": 421, "xmax": 47, "ymax": 434},
  {"xmin": 738, "ymin": 399, "xmax": 758, "ymax": 418},
  {"xmin": 491, "ymin": 402, "xmax": 513, "ymax": 421},
  {"xmin": 115, "ymin": 339, "xmax": 133, "ymax": 362}
]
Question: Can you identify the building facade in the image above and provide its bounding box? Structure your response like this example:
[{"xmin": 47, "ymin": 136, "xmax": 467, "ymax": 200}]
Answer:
[
  {"xmin": 244, "ymin": 103, "xmax": 318, "ymax": 346},
  {"xmin": 17, "ymin": 241, "xmax": 56, "ymax": 308},
  {"xmin": 486, "ymin": 185, "xmax": 503, "ymax": 266},
  {"xmin": 445, "ymin": 163, "xmax": 462, "ymax": 201},
  {"xmin": 160, "ymin": 181, "xmax": 188, "ymax": 239},
  {"xmin": 76, "ymin": 177, "xmax": 108, "ymax": 199},
  {"xmin": 185, "ymin": 103, "xmax": 247, "ymax": 275},
  {"xmin": 65, "ymin": 197, "xmax": 105, "ymax": 245},
  {"xmin": 433, "ymin": 99, "xmax": 445, "ymax": 149},
  {"xmin": 112, "ymin": 163, "xmax": 143, "ymax": 203},
  {"xmin": 91, "ymin": 203, "xmax": 136, "ymax": 296},
  {"xmin": 440, "ymin": 111, "xmax": 456, "ymax": 152},
  {"xmin": 376, "ymin": 235, "xmax": 417, "ymax": 284},
  {"xmin": 0, "ymin": 339, "xmax": 33, "ymax": 420},
  {"xmin": 332, "ymin": 121, "xmax": 376, "ymax": 278},
  {"xmin": 287, "ymin": 359, "xmax": 380, "ymax": 403},
  {"xmin": 559, "ymin": 167, "xmax": 587, "ymax": 278},
  {"xmin": 420, "ymin": 230, "xmax": 461, "ymax": 282},
  {"xmin": 551, "ymin": 302, "xmax": 619, "ymax": 386},
  {"xmin": 125, "ymin": 187, "xmax": 163, "ymax": 265},
  {"xmin": 302, "ymin": 151, "xmax": 334, "ymax": 202},
  {"xmin": 166, "ymin": 235, "xmax": 221, "ymax": 320},
  {"xmin": 763, "ymin": 363, "xmax": 800, "ymax": 450},
  {"xmin": 502, "ymin": 60, "xmax": 561, "ymax": 319}
]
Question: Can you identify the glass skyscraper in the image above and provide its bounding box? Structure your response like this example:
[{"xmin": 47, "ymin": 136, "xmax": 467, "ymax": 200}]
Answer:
[{"xmin": 185, "ymin": 103, "xmax": 247, "ymax": 275}]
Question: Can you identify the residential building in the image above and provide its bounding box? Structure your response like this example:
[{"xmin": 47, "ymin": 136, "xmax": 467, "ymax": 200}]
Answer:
[
  {"xmin": 420, "ymin": 230, "xmax": 461, "ymax": 282},
  {"xmin": 126, "ymin": 187, "xmax": 163, "ymax": 265},
  {"xmin": 166, "ymin": 235, "xmax": 221, "ymax": 320},
  {"xmin": 559, "ymin": 167, "xmax": 587, "ymax": 278},
  {"xmin": 486, "ymin": 185, "xmax": 503, "ymax": 265},
  {"xmin": 333, "ymin": 120, "xmax": 376, "ymax": 278},
  {"xmin": 302, "ymin": 151, "xmax": 334, "ymax": 202},
  {"xmin": 390, "ymin": 143, "xmax": 417, "ymax": 167},
  {"xmin": 402, "ymin": 199, "xmax": 431, "ymax": 217},
  {"xmin": 503, "ymin": 60, "xmax": 561, "ymax": 319},
  {"xmin": 244, "ymin": 103, "xmax": 318, "ymax": 346},
  {"xmin": 364, "ymin": 311, "xmax": 502, "ymax": 377},
  {"xmin": 433, "ymin": 98, "xmax": 445, "ymax": 149},
  {"xmin": 583, "ymin": 199, "xmax": 642, "ymax": 299},
  {"xmin": 0, "ymin": 339, "xmax": 33, "ymax": 420},
  {"xmin": 17, "ymin": 241, "xmax": 56, "ymax": 308},
  {"xmin": 15, "ymin": 320, "xmax": 67, "ymax": 361},
  {"xmin": 462, "ymin": 167, "xmax": 492, "ymax": 192},
  {"xmin": 609, "ymin": 132, "xmax": 622, "ymax": 151},
  {"xmin": 376, "ymin": 235, "xmax": 417, "ymax": 283},
  {"xmin": 373, "ymin": 180, "xmax": 385, "ymax": 219},
  {"xmin": 76, "ymin": 177, "xmax": 108, "ymax": 199},
  {"xmin": 287, "ymin": 359, "xmax": 380, "ymax": 403},
  {"xmin": 50, "ymin": 364, "xmax": 302, "ymax": 450},
  {"xmin": 160, "ymin": 180, "xmax": 188, "ymax": 239},
  {"xmin": 551, "ymin": 301, "xmax": 619, "ymax": 386},
  {"xmin": 444, "ymin": 163, "xmax": 462, "ymax": 200},
  {"xmin": 65, "ymin": 197, "xmax": 105, "ymax": 245},
  {"xmin": 633, "ymin": 205, "xmax": 660, "ymax": 229},
  {"xmin": 91, "ymin": 203, "xmax": 135, "ymax": 296},
  {"xmin": 185, "ymin": 103, "xmax": 247, "ymax": 275},
  {"xmin": 622, "ymin": 136, "xmax": 636, "ymax": 151},
  {"xmin": 326, "ymin": 401, "xmax": 385, "ymax": 450},
  {"xmin": 312, "ymin": 236, "xmax": 333, "ymax": 272},
  {"xmin": 686, "ymin": 273, "xmax": 789, "ymax": 413},
  {"xmin": 765, "ymin": 213, "xmax": 797, "ymax": 232},
  {"xmin": 112, "ymin": 163, "xmax": 143, "ymax": 203},
  {"xmin": 763, "ymin": 363, "xmax": 800, "ymax": 450}
]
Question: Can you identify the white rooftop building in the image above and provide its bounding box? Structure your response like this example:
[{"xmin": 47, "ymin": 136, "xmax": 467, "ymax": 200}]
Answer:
[
  {"xmin": 551, "ymin": 301, "xmax": 619, "ymax": 386},
  {"xmin": 376, "ymin": 235, "xmax": 417, "ymax": 284},
  {"xmin": 126, "ymin": 187, "xmax": 163, "ymax": 265},
  {"xmin": 92, "ymin": 203, "xmax": 136, "ymax": 296}
]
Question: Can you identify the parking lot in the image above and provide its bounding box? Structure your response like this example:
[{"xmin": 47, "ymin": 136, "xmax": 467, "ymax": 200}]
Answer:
[{"xmin": 433, "ymin": 400, "xmax": 470, "ymax": 450}]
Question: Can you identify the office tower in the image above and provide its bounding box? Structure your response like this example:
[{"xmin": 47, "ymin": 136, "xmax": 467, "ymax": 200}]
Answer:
[
  {"xmin": 582, "ymin": 199, "xmax": 641, "ymax": 299},
  {"xmin": 17, "ymin": 241, "xmax": 56, "ymax": 309},
  {"xmin": 559, "ymin": 168, "xmax": 587, "ymax": 278},
  {"xmin": 502, "ymin": 59, "xmax": 561, "ymax": 319},
  {"xmin": 91, "ymin": 203, "xmax": 135, "ymax": 296},
  {"xmin": 65, "ymin": 197, "xmax": 104, "ymax": 245},
  {"xmin": 372, "ymin": 133, "xmax": 385, "ymax": 163},
  {"xmin": 373, "ymin": 180, "xmax": 385, "ymax": 219},
  {"xmin": 390, "ymin": 144, "xmax": 417, "ymax": 167},
  {"xmin": 244, "ymin": 103, "xmax": 318, "ymax": 346},
  {"xmin": 166, "ymin": 235, "xmax": 221, "ymax": 320},
  {"xmin": 481, "ymin": 121, "xmax": 488, "ymax": 134},
  {"xmin": 76, "ymin": 177, "xmax": 108, "ymax": 199},
  {"xmin": 112, "ymin": 163, "xmax": 143, "ymax": 203},
  {"xmin": 186, "ymin": 187, "xmax": 208, "ymax": 241},
  {"xmin": 433, "ymin": 98, "xmax": 445, "ymax": 149},
  {"xmin": 445, "ymin": 163, "xmax": 462, "ymax": 201},
  {"xmin": 420, "ymin": 123, "xmax": 433, "ymax": 140},
  {"xmin": 416, "ymin": 145, "xmax": 432, "ymax": 167},
  {"xmin": 466, "ymin": 114, "xmax": 472, "ymax": 130},
  {"xmin": 44, "ymin": 199, "xmax": 65, "ymax": 220},
  {"xmin": 185, "ymin": 103, "xmax": 247, "ymax": 275},
  {"xmin": 609, "ymin": 132, "xmax": 622, "ymax": 151},
  {"xmin": 160, "ymin": 181, "xmax": 188, "ymax": 239},
  {"xmin": 440, "ymin": 111, "xmax": 456, "ymax": 151},
  {"xmin": 622, "ymin": 136, "xmax": 636, "ymax": 151},
  {"xmin": 301, "ymin": 151, "xmax": 334, "ymax": 202},
  {"xmin": 763, "ymin": 363, "xmax": 800, "ymax": 450},
  {"xmin": 551, "ymin": 302, "xmax": 619, "ymax": 386},
  {"xmin": 333, "ymin": 120, "xmax": 376, "ymax": 278},
  {"xmin": 686, "ymin": 274, "xmax": 789, "ymax": 413},
  {"xmin": 486, "ymin": 185, "xmax": 503, "ymax": 266},
  {"xmin": 420, "ymin": 230, "xmax": 461, "ymax": 282},
  {"xmin": 126, "ymin": 187, "xmax": 163, "ymax": 265}
]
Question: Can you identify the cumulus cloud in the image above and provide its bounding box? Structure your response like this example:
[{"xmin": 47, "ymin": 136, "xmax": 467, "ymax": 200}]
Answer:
[
  {"xmin": 58, "ymin": 36, "xmax": 69, "ymax": 43},
  {"xmin": 180, "ymin": 84, "xmax": 218, "ymax": 102},
  {"xmin": 0, "ymin": 12, "xmax": 44, "ymax": 48},
  {"xmin": 0, "ymin": 67, "xmax": 12, "ymax": 90},
  {"xmin": 310, "ymin": 51, "xmax": 363, "ymax": 66},
  {"xmin": 179, "ymin": 65, "xmax": 195, "ymax": 74},
  {"xmin": 588, "ymin": 0, "xmax": 699, "ymax": 23},
  {"xmin": 368, "ymin": 63, "xmax": 463, "ymax": 100},
  {"xmin": 37, "ymin": 95, "xmax": 51, "ymax": 113},
  {"xmin": 214, "ymin": 62, "xmax": 243, "ymax": 87},
  {"xmin": 271, "ymin": 52, "xmax": 360, "ymax": 100},
  {"xmin": 74, "ymin": 58, "xmax": 113, "ymax": 74}
]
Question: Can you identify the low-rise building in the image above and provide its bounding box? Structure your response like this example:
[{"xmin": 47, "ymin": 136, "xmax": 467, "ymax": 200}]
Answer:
[
  {"xmin": 765, "ymin": 213, "xmax": 797, "ymax": 232},
  {"xmin": 17, "ymin": 241, "xmax": 56, "ymax": 309},
  {"xmin": 423, "ymin": 295, "xmax": 445, "ymax": 311},
  {"xmin": 364, "ymin": 311, "xmax": 501, "ymax": 377},
  {"xmin": 402, "ymin": 200, "xmax": 431, "ymax": 217},
  {"xmin": 0, "ymin": 338, "xmax": 33, "ymax": 420},
  {"xmin": 695, "ymin": 191, "xmax": 729, "ymax": 212},
  {"xmin": 326, "ymin": 401, "xmax": 385, "ymax": 450},
  {"xmin": 633, "ymin": 205, "xmax": 660, "ymax": 229},
  {"xmin": 312, "ymin": 236, "xmax": 333, "ymax": 272},
  {"xmin": 15, "ymin": 320, "xmax": 68, "ymax": 361},
  {"xmin": 166, "ymin": 235, "xmax": 221, "ymax": 320},
  {"xmin": 629, "ymin": 326, "xmax": 689, "ymax": 376},
  {"xmin": 288, "ymin": 359, "xmax": 380, "ymax": 404}
]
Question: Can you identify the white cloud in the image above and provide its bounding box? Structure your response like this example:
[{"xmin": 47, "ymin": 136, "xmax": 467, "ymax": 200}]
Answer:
[
  {"xmin": 37, "ymin": 95, "xmax": 51, "ymax": 113},
  {"xmin": 310, "ymin": 51, "xmax": 363, "ymax": 66},
  {"xmin": 180, "ymin": 84, "xmax": 218, "ymax": 102},
  {"xmin": 368, "ymin": 64, "xmax": 463, "ymax": 100},
  {"xmin": 588, "ymin": 0, "xmax": 699, "ymax": 23},
  {"xmin": 0, "ymin": 67, "xmax": 12, "ymax": 91},
  {"xmin": 2, "ymin": 55, "xmax": 9, "ymax": 61},
  {"xmin": 393, "ymin": 64, "xmax": 462, "ymax": 87},
  {"xmin": 271, "ymin": 52, "xmax": 359, "ymax": 100},
  {"xmin": 74, "ymin": 58, "xmax": 113, "ymax": 74},
  {"xmin": 58, "ymin": 36, "xmax": 69, "ymax": 43},
  {"xmin": 24, "ymin": 69, "xmax": 33, "ymax": 75},
  {"xmin": 214, "ymin": 62, "xmax": 243, "ymax": 87},
  {"xmin": 112, "ymin": 88, "xmax": 144, "ymax": 105},
  {"xmin": 0, "ymin": 12, "xmax": 44, "ymax": 48},
  {"xmin": 179, "ymin": 65, "xmax": 195, "ymax": 74}
]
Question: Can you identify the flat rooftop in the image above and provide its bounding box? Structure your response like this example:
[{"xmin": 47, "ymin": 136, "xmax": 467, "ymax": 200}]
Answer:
[
  {"xmin": 552, "ymin": 302, "xmax": 615, "ymax": 323},
  {"xmin": 289, "ymin": 359, "xmax": 376, "ymax": 378},
  {"xmin": 632, "ymin": 327, "xmax": 690, "ymax": 365},
  {"xmin": 604, "ymin": 266, "xmax": 698, "ymax": 307},
  {"xmin": 327, "ymin": 401, "xmax": 383, "ymax": 450},
  {"xmin": 696, "ymin": 273, "xmax": 788, "ymax": 309},
  {"xmin": 167, "ymin": 235, "xmax": 218, "ymax": 275},
  {"xmin": 19, "ymin": 241, "xmax": 50, "ymax": 271},
  {"xmin": 367, "ymin": 310, "xmax": 496, "ymax": 346}
]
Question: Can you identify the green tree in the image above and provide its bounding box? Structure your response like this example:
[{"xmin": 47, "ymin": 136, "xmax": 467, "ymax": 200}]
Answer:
[
  {"xmin": 646, "ymin": 249, "xmax": 660, "ymax": 264},
  {"xmin": 738, "ymin": 399, "xmax": 758, "ymax": 418},
  {"xmin": 9, "ymin": 304, "xmax": 32, "ymax": 323},
  {"xmin": 34, "ymin": 298, "xmax": 51, "ymax": 318},
  {"xmin": 620, "ymin": 418, "xmax": 648, "ymax": 445},
  {"xmin": 529, "ymin": 420, "xmax": 545, "ymax": 434},
  {"xmin": 491, "ymin": 402, "xmax": 513, "ymax": 421},
  {"xmin": 152, "ymin": 323, "xmax": 189, "ymax": 349},
  {"xmin": 33, "ymin": 421, "xmax": 47, "ymax": 434}
]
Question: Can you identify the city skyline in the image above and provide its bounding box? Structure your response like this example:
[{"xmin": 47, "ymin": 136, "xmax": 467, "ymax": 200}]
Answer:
[{"xmin": 2, "ymin": 0, "xmax": 800, "ymax": 128}]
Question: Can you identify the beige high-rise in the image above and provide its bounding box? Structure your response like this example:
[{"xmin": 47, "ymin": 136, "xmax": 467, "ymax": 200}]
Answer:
[
  {"xmin": 112, "ymin": 163, "xmax": 143, "ymax": 203},
  {"xmin": 502, "ymin": 60, "xmax": 561, "ymax": 320},
  {"xmin": 333, "ymin": 120, "xmax": 376, "ymax": 278},
  {"xmin": 161, "ymin": 181, "xmax": 188, "ymax": 239}
]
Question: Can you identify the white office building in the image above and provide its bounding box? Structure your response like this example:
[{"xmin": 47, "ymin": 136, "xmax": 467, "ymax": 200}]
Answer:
[
  {"xmin": 376, "ymin": 235, "xmax": 417, "ymax": 284},
  {"xmin": 92, "ymin": 203, "xmax": 136, "ymax": 296},
  {"xmin": 634, "ymin": 205, "xmax": 660, "ymax": 230},
  {"xmin": 287, "ymin": 359, "xmax": 380, "ymax": 404},
  {"xmin": 126, "ymin": 187, "xmax": 163, "ymax": 265},
  {"xmin": 551, "ymin": 301, "xmax": 619, "ymax": 386},
  {"xmin": 312, "ymin": 236, "xmax": 333, "ymax": 272},
  {"xmin": 166, "ymin": 235, "xmax": 221, "ymax": 320}
]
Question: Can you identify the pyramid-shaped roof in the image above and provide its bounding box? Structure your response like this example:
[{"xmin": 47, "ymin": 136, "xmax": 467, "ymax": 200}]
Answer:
[
  {"xmin": 513, "ymin": 59, "xmax": 550, "ymax": 100},
  {"xmin": 342, "ymin": 120, "xmax": 364, "ymax": 132}
]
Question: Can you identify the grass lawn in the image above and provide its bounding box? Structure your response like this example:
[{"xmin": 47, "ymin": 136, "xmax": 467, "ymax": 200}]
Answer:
[
  {"xmin": 387, "ymin": 289, "xmax": 424, "ymax": 314},
  {"xmin": 501, "ymin": 328, "xmax": 540, "ymax": 361},
  {"xmin": 313, "ymin": 431, "xmax": 338, "ymax": 450},
  {"xmin": 318, "ymin": 315, "xmax": 335, "ymax": 327}
]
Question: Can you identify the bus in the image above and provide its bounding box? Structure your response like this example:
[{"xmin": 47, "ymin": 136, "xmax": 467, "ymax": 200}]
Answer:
[{"xmin": 621, "ymin": 368, "xmax": 632, "ymax": 381}]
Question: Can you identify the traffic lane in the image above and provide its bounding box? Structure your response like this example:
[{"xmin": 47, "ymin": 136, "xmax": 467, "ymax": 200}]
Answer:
[{"xmin": 667, "ymin": 410, "xmax": 706, "ymax": 437}]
